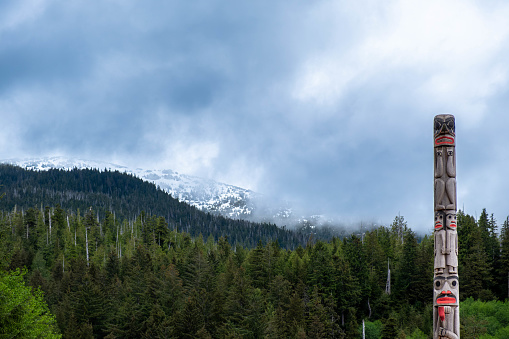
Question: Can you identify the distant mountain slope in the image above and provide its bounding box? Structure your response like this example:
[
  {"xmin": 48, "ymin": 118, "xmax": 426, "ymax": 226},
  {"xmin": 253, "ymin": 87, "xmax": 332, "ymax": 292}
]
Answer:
[
  {"xmin": 0, "ymin": 164, "xmax": 306, "ymax": 248},
  {"xmin": 1, "ymin": 156, "xmax": 271, "ymax": 220},
  {"xmin": 1, "ymin": 157, "xmax": 350, "ymax": 234}
]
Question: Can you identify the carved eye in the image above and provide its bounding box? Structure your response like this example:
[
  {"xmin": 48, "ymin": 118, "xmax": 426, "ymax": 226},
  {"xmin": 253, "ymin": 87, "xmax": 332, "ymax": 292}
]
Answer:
[
  {"xmin": 434, "ymin": 120, "xmax": 443, "ymax": 134},
  {"xmin": 446, "ymin": 119, "xmax": 455, "ymax": 131},
  {"xmin": 435, "ymin": 279, "xmax": 443, "ymax": 289},
  {"xmin": 447, "ymin": 277, "xmax": 459, "ymax": 288}
]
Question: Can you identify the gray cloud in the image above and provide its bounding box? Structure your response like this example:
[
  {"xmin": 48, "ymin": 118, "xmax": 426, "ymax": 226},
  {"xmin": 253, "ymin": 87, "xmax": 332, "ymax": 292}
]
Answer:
[{"xmin": 1, "ymin": 0, "xmax": 509, "ymax": 233}]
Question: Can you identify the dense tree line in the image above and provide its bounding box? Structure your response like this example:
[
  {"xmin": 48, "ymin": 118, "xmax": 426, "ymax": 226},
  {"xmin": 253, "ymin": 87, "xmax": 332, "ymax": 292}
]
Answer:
[
  {"xmin": 1, "ymin": 166, "xmax": 509, "ymax": 337},
  {"xmin": 0, "ymin": 165, "xmax": 308, "ymax": 249},
  {"xmin": 0, "ymin": 206, "xmax": 424, "ymax": 337},
  {"xmin": 1, "ymin": 204, "xmax": 508, "ymax": 338}
]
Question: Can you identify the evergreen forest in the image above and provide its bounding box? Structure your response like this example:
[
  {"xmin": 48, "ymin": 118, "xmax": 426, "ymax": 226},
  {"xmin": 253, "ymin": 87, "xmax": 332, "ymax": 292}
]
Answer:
[{"xmin": 1, "ymin": 165, "xmax": 509, "ymax": 338}]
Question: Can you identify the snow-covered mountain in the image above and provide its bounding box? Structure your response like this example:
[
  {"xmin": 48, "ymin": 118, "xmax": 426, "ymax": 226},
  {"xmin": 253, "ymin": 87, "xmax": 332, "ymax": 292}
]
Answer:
[{"xmin": 0, "ymin": 156, "xmax": 290, "ymax": 221}]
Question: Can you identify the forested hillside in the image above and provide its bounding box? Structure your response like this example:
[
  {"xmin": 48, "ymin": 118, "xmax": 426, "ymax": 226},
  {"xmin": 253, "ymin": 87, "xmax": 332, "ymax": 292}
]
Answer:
[
  {"xmin": 1, "ymin": 165, "xmax": 509, "ymax": 337},
  {"xmin": 1, "ymin": 205, "xmax": 509, "ymax": 337},
  {"xmin": 0, "ymin": 165, "xmax": 307, "ymax": 249}
]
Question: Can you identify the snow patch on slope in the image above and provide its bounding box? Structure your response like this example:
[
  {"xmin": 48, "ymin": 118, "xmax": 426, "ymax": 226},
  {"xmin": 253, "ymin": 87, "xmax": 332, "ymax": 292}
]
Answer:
[{"xmin": 0, "ymin": 156, "xmax": 278, "ymax": 220}]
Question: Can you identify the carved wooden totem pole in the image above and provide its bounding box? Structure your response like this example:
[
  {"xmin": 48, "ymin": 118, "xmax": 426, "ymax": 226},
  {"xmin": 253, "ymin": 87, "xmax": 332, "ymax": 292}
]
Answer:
[{"xmin": 433, "ymin": 114, "xmax": 459, "ymax": 339}]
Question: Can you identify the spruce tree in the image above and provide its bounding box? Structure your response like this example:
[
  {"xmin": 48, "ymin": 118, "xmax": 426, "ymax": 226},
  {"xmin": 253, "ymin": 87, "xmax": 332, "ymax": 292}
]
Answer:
[
  {"xmin": 478, "ymin": 209, "xmax": 500, "ymax": 296},
  {"xmin": 343, "ymin": 234, "xmax": 369, "ymax": 317},
  {"xmin": 307, "ymin": 240, "xmax": 334, "ymax": 296},
  {"xmin": 499, "ymin": 217, "xmax": 509, "ymax": 300},
  {"xmin": 381, "ymin": 313, "xmax": 398, "ymax": 338},
  {"xmin": 458, "ymin": 212, "xmax": 493, "ymax": 300},
  {"xmin": 393, "ymin": 229, "xmax": 418, "ymax": 304},
  {"xmin": 245, "ymin": 240, "xmax": 267, "ymax": 288}
]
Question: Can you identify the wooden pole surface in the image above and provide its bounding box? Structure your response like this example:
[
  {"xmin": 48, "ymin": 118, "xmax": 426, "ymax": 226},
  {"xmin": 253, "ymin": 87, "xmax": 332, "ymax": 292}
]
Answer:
[{"xmin": 433, "ymin": 115, "xmax": 459, "ymax": 339}]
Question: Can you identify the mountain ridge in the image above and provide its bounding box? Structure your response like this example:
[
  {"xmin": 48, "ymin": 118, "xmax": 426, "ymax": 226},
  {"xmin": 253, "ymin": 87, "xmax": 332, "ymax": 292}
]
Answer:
[
  {"xmin": 0, "ymin": 163, "xmax": 309, "ymax": 249},
  {"xmin": 0, "ymin": 156, "xmax": 289, "ymax": 222}
]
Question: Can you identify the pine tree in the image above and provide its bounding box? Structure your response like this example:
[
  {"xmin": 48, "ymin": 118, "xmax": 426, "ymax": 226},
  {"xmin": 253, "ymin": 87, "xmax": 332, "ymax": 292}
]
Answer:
[
  {"xmin": 499, "ymin": 216, "xmax": 509, "ymax": 301},
  {"xmin": 344, "ymin": 307, "xmax": 359, "ymax": 338},
  {"xmin": 381, "ymin": 313, "xmax": 398, "ymax": 338},
  {"xmin": 364, "ymin": 230, "xmax": 387, "ymax": 295},
  {"xmin": 393, "ymin": 229, "xmax": 418, "ymax": 304},
  {"xmin": 307, "ymin": 240, "xmax": 334, "ymax": 296},
  {"xmin": 306, "ymin": 287, "xmax": 328, "ymax": 338},
  {"xmin": 488, "ymin": 213, "xmax": 501, "ymax": 298},
  {"xmin": 478, "ymin": 209, "xmax": 500, "ymax": 296},
  {"xmin": 412, "ymin": 235, "xmax": 434, "ymax": 306},
  {"xmin": 332, "ymin": 251, "xmax": 360, "ymax": 327},
  {"xmin": 245, "ymin": 240, "xmax": 267, "ymax": 289},
  {"xmin": 286, "ymin": 282, "xmax": 305, "ymax": 330},
  {"xmin": 155, "ymin": 216, "xmax": 169, "ymax": 248},
  {"xmin": 343, "ymin": 235, "xmax": 369, "ymax": 317},
  {"xmin": 458, "ymin": 211, "xmax": 493, "ymax": 300},
  {"xmin": 172, "ymin": 292, "xmax": 205, "ymax": 338}
]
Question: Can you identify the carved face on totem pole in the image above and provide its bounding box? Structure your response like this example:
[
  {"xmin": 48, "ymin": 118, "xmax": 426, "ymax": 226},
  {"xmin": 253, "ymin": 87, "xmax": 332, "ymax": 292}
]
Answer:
[
  {"xmin": 434, "ymin": 275, "xmax": 460, "ymax": 336},
  {"xmin": 434, "ymin": 115, "xmax": 457, "ymax": 211},
  {"xmin": 434, "ymin": 275, "xmax": 459, "ymax": 307},
  {"xmin": 445, "ymin": 213, "xmax": 457, "ymax": 230},
  {"xmin": 434, "ymin": 115, "xmax": 455, "ymax": 147},
  {"xmin": 433, "ymin": 114, "xmax": 460, "ymax": 338},
  {"xmin": 445, "ymin": 211, "xmax": 459, "ymax": 274},
  {"xmin": 435, "ymin": 212, "xmax": 444, "ymax": 230},
  {"xmin": 434, "ymin": 211, "xmax": 446, "ymax": 275}
]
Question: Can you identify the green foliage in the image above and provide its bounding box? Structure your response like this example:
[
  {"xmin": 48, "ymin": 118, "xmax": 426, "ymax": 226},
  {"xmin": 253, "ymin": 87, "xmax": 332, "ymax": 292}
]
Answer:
[
  {"xmin": 381, "ymin": 313, "xmax": 398, "ymax": 338},
  {"xmin": 362, "ymin": 320, "xmax": 382, "ymax": 339},
  {"xmin": 460, "ymin": 298, "xmax": 509, "ymax": 337},
  {"xmin": 0, "ymin": 165, "xmax": 307, "ymax": 250},
  {"xmin": 2, "ymin": 166, "xmax": 509, "ymax": 337},
  {"xmin": 0, "ymin": 205, "xmax": 459, "ymax": 337},
  {"xmin": 499, "ymin": 216, "xmax": 509, "ymax": 301},
  {"xmin": 459, "ymin": 211, "xmax": 495, "ymax": 300},
  {"xmin": 406, "ymin": 328, "xmax": 427, "ymax": 339},
  {"xmin": 0, "ymin": 268, "xmax": 61, "ymax": 338}
]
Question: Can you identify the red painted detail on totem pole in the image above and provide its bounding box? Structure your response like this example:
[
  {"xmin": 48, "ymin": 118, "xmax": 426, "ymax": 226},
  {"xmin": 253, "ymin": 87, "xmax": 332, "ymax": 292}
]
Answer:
[
  {"xmin": 439, "ymin": 306, "xmax": 445, "ymax": 322},
  {"xmin": 435, "ymin": 136, "xmax": 454, "ymax": 145},
  {"xmin": 437, "ymin": 290, "xmax": 456, "ymax": 304},
  {"xmin": 437, "ymin": 297, "xmax": 456, "ymax": 304}
]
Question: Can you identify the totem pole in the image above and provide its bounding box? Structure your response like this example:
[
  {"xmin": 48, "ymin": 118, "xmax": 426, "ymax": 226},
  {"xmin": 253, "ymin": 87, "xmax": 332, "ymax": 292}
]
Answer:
[{"xmin": 433, "ymin": 114, "xmax": 459, "ymax": 339}]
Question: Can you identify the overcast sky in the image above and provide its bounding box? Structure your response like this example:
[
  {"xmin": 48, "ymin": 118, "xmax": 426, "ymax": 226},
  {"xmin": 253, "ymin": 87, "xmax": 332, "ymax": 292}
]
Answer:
[{"xmin": 1, "ymin": 0, "xmax": 509, "ymax": 234}]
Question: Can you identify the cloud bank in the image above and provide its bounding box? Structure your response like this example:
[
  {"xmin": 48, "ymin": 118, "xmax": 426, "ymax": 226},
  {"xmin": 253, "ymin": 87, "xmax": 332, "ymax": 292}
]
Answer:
[{"xmin": 1, "ymin": 0, "xmax": 509, "ymax": 233}]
